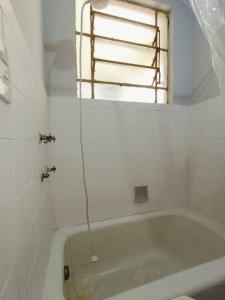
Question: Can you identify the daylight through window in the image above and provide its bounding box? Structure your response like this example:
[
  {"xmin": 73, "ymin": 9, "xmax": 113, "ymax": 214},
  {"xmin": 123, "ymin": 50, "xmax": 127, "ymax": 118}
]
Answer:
[{"xmin": 76, "ymin": 0, "xmax": 170, "ymax": 103}]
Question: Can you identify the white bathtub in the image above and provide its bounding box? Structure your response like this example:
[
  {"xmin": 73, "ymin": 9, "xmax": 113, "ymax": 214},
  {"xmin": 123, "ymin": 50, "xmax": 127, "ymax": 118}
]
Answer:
[{"xmin": 42, "ymin": 208, "xmax": 225, "ymax": 300}]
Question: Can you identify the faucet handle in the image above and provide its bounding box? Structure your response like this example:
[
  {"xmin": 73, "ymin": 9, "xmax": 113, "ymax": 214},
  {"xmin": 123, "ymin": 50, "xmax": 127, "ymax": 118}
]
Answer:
[
  {"xmin": 51, "ymin": 135, "xmax": 56, "ymax": 143},
  {"xmin": 48, "ymin": 166, "xmax": 56, "ymax": 173},
  {"xmin": 39, "ymin": 133, "xmax": 47, "ymax": 144},
  {"xmin": 39, "ymin": 133, "xmax": 56, "ymax": 144},
  {"xmin": 47, "ymin": 133, "xmax": 56, "ymax": 143},
  {"xmin": 41, "ymin": 169, "xmax": 50, "ymax": 182}
]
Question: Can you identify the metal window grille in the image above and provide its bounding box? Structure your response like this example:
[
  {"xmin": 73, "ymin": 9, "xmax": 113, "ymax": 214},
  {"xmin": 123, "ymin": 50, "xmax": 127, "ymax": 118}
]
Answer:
[{"xmin": 76, "ymin": 0, "xmax": 170, "ymax": 103}]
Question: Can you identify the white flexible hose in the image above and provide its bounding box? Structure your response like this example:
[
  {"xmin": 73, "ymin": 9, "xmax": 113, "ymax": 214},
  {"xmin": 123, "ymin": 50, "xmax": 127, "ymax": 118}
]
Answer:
[{"xmin": 79, "ymin": 0, "xmax": 98, "ymax": 263}]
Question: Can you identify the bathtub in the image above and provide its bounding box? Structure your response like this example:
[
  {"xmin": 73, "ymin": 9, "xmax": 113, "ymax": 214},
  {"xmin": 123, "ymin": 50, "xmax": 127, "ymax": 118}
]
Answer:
[{"xmin": 43, "ymin": 208, "xmax": 225, "ymax": 300}]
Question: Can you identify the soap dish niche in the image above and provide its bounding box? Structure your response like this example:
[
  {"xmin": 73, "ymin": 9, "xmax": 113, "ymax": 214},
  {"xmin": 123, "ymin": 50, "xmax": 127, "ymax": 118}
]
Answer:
[{"xmin": 134, "ymin": 185, "xmax": 149, "ymax": 203}]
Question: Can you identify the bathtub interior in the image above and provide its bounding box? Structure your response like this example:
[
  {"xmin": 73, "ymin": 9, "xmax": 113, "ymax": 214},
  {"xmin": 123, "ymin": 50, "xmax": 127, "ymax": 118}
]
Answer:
[{"xmin": 63, "ymin": 215, "xmax": 225, "ymax": 300}]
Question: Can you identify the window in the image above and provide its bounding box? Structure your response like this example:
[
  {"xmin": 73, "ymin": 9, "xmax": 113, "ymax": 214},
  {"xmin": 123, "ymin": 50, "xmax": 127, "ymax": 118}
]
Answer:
[{"xmin": 76, "ymin": 0, "xmax": 169, "ymax": 104}]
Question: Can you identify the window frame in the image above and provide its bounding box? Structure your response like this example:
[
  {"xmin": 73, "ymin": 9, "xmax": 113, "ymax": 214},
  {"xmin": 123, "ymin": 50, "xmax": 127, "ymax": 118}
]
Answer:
[{"xmin": 76, "ymin": 0, "xmax": 170, "ymax": 104}]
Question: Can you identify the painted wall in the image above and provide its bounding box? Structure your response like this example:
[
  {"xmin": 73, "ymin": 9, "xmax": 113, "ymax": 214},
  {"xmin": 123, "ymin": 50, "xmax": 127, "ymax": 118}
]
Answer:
[
  {"xmin": 159, "ymin": 0, "xmax": 193, "ymax": 103},
  {"xmin": 10, "ymin": 0, "xmax": 44, "ymax": 81},
  {"xmin": 189, "ymin": 96, "xmax": 225, "ymax": 223},
  {"xmin": 42, "ymin": 0, "xmax": 76, "ymax": 96},
  {"xmin": 0, "ymin": 1, "xmax": 54, "ymax": 300},
  {"xmin": 188, "ymin": 6, "xmax": 225, "ymax": 222},
  {"xmin": 50, "ymin": 97, "xmax": 189, "ymax": 228}
]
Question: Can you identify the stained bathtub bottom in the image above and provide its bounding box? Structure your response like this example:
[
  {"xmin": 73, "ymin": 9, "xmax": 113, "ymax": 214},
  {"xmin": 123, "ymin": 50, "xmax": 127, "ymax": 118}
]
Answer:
[
  {"xmin": 71, "ymin": 249, "xmax": 188, "ymax": 300},
  {"xmin": 64, "ymin": 214, "xmax": 225, "ymax": 300}
]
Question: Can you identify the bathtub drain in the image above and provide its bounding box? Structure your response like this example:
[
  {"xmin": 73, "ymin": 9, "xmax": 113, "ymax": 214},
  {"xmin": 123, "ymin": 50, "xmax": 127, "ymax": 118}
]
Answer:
[{"xmin": 64, "ymin": 266, "xmax": 70, "ymax": 281}]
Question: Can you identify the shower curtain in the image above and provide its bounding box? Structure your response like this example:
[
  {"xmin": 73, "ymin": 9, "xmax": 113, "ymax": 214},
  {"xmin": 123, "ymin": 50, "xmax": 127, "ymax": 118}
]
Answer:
[{"xmin": 190, "ymin": 0, "xmax": 225, "ymax": 99}]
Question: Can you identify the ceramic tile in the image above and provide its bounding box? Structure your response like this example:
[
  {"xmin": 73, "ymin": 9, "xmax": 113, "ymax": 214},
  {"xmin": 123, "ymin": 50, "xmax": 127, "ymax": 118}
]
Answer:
[
  {"xmin": 49, "ymin": 97, "xmax": 190, "ymax": 227},
  {"xmin": 0, "ymin": 1, "xmax": 53, "ymax": 298}
]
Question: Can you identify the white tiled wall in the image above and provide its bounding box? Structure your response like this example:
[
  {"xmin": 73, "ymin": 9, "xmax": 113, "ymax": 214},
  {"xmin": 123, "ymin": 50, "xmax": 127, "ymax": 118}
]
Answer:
[
  {"xmin": 189, "ymin": 96, "xmax": 225, "ymax": 223},
  {"xmin": 0, "ymin": 1, "xmax": 54, "ymax": 300},
  {"xmin": 50, "ymin": 97, "xmax": 190, "ymax": 228}
]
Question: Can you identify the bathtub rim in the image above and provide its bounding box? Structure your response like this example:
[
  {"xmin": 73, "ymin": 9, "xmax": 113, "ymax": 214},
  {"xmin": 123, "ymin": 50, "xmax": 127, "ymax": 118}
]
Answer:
[{"xmin": 42, "ymin": 207, "xmax": 225, "ymax": 300}]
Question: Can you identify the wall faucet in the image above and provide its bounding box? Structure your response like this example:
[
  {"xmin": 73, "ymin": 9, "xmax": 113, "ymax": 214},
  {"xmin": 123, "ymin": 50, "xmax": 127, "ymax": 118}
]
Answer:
[
  {"xmin": 41, "ymin": 169, "xmax": 50, "ymax": 182},
  {"xmin": 41, "ymin": 166, "xmax": 57, "ymax": 182},
  {"xmin": 48, "ymin": 166, "xmax": 56, "ymax": 173},
  {"xmin": 39, "ymin": 133, "xmax": 56, "ymax": 144}
]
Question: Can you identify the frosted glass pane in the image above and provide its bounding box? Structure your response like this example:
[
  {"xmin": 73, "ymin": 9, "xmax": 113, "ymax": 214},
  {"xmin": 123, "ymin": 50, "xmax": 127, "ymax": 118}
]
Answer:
[
  {"xmin": 158, "ymin": 51, "xmax": 168, "ymax": 88},
  {"xmin": 95, "ymin": 61, "xmax": 156, "ymax": 85},
  {"xmin": 76, "ymin": 0, "xmax": 90, "ymax": 33},
  {"xmin": 98, "ymin": 0, "xmax": 155, "ymax": 25},
  {"xmin": 94, "ymin": 15, "xmax": 156, "ymax": 45},
  {"xmin": 95, "ymin": 84, "xmax": 156, "ymax": 103},
  {"xmin": 95, "ymin": 39, "xmax": 155, "ymax": 66},
  {"xmin": 77, "ymin": 82, "xmax": 92, "ymax": 99},
  {"xmin": 157, "ymin": 89, "xmax": 167, "ymax": 104},
  {"xmin": 75, "ymin": 0, "xmax": 169, "ymax": 105},
  {"xmin": 158, "ymin": 12, "xmax": 168, "ymax": 49},
  {"xmin": 76, "ymin": 35, "xmax": 91, "ymax": 80}
]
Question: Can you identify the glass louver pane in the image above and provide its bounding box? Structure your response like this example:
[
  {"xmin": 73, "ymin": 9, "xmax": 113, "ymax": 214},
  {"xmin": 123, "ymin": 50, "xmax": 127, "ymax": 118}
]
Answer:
[
  {"xmin": 95, "ymin": 84, "xmax": 156, "ymax": 103},
  {"xmin": 76, "ymin": 35, "xmax": 91, "ymax": 80},
  {"xmin": 158, "ymin": 51, "xmax": 168, "ymax": 88},
  {"xmin": 77, "ymin": 82, "xmax": 92, "ymax": 99},
  {"xmin": 96, "ymin": 0, "xmax": 156, "ymax": 26},
  {"xmin": 95, "ymin": 61, "xmax": 157, "ymax": 85},
  {"xmin": 94, "ymin": 15, "xmax": 156, "ymax": 45},
  {"xmin": 76, "ymin": 0, "xmax": 91, "ymax": 34},
  {"xmin": 94, "ymin": 39, "xmax": 156, "ymax": 66},
  {"xmin": 157, "ymin": 89, "xmax": 167, "ymax": 104},
  {"xmin": 158, "ymin": 12, "xmax": 168, "ymax": 49}
]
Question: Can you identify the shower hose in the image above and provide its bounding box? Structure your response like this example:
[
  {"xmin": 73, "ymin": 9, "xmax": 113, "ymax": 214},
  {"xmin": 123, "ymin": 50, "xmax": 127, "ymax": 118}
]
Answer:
[{"xmin": 79, "ymin": 0, "xmax": 98, "ymax": 263}]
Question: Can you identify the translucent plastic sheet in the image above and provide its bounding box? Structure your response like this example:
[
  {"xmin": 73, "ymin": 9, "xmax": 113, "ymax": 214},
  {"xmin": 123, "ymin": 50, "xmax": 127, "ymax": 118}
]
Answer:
[{"xmin": 190, "ymin": 0, "xmax": 225, "ymax": 98}]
